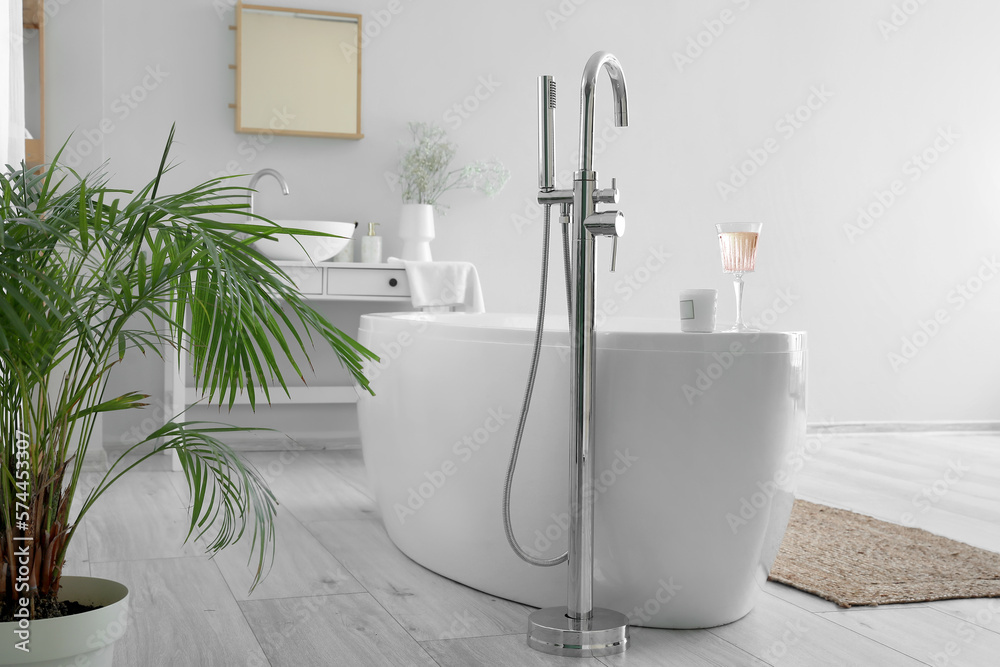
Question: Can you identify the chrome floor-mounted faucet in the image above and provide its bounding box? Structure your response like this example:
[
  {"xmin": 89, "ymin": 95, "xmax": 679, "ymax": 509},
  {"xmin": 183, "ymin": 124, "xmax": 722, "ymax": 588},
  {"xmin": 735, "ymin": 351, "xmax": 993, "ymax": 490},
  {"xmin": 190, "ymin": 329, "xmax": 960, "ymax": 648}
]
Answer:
[{"xmin": 528, "ymin": 51, "xmax": 630, "ymax": 658}]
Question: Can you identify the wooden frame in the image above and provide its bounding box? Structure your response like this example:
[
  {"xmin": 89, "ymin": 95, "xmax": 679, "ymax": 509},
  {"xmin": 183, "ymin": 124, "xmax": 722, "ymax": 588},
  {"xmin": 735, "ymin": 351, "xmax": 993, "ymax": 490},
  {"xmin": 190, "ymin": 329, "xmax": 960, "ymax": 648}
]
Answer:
[
  {"xmin": 23, "ymin": 0, "xmax": 45, "ymax": 167},
  {"xmin": 235, "ymin": 2, "xmax": 363, "ymax": 140}
]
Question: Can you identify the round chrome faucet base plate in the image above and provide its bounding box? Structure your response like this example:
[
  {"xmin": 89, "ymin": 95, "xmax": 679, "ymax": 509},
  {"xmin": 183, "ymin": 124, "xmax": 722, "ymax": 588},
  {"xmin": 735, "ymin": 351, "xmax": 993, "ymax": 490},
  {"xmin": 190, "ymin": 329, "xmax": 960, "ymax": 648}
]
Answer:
[{"xmin": 527, "ymin": 606, "xmax": 629, "ymax": 657}]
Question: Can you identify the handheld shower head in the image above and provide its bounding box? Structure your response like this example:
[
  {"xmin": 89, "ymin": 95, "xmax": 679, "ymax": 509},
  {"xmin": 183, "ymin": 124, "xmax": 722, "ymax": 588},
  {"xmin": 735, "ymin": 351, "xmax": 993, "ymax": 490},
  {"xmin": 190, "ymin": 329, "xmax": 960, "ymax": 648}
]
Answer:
[{"xmin": 538, "ymin": 75, "xmax": 557, "ymax": 192}]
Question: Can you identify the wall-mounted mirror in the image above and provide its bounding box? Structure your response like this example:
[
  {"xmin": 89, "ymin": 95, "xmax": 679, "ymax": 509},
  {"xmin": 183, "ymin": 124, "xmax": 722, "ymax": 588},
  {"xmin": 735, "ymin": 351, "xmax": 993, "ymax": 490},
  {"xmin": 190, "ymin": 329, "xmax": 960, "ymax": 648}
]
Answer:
[{"xmin": 236, "ymin": 2, "xmax": 363, "ymax": 139}]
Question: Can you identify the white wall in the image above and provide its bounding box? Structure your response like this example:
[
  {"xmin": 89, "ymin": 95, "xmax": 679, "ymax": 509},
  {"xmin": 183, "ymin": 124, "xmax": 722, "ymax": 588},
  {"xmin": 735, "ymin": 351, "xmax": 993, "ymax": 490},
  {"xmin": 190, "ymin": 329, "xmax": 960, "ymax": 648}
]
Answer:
[{"xmin": 44, "ymin": 0, "xmax": 1000, "ymax": 446}]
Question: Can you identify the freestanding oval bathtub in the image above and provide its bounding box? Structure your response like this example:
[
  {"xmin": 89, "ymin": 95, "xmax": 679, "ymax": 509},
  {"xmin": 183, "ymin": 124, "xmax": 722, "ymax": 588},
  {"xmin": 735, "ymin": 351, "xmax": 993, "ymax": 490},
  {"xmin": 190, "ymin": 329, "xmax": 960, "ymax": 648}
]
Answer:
[{"xmin": 357, "ymin": 312, "xmax": 806, "ymax": 629}]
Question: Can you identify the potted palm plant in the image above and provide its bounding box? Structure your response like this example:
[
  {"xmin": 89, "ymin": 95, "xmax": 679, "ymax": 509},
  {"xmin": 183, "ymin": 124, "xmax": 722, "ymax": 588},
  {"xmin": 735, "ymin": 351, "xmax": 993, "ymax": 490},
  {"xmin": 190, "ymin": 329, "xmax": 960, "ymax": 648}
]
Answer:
[{"xmin": 0, "ymin": 127, "xmax": 375, "ymax": 665}]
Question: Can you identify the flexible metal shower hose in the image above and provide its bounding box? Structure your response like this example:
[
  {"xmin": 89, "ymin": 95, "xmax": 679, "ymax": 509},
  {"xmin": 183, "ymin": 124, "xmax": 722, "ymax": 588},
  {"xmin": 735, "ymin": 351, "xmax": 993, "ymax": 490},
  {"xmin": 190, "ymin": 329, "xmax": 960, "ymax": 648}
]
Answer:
[{"xmin": 502, "ymin": 203, "xmax": 572, "ymax": 567}]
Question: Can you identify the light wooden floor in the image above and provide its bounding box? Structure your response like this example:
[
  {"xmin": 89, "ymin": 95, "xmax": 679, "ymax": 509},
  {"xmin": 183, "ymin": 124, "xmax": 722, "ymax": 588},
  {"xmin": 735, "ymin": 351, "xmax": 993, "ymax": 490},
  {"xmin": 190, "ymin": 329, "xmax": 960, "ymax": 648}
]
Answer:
[{"xmin": 68, "ymin": 432, "xmax": 1000, "ymax": 666}]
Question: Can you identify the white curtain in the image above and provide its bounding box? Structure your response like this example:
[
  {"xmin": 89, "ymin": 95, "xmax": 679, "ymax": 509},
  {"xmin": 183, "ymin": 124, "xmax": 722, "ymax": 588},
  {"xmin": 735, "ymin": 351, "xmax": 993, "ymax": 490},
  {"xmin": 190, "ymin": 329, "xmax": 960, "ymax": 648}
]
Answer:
[{"xmin": 2, "ymin": 0, "xmax": 25, "ymax": 167}]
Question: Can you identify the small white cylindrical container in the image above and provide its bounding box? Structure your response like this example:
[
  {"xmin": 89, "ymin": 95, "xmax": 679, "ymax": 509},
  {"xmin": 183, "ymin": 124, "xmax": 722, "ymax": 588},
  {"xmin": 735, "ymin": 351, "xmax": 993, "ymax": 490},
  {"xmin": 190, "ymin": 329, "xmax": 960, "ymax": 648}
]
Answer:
[
  {"xmin": 360, "ymin": 222, "xmax": 383, "ymax": 264},
  {"xmin": 679, "ymin": 289, "xmax": 717, "ymax": 332}
]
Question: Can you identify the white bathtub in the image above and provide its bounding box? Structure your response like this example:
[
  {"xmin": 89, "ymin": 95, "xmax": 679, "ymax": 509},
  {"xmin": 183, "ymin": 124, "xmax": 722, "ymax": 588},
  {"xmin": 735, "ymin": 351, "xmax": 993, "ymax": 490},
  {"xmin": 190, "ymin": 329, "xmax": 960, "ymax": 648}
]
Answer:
[{"xmin": 357, "ymin": 312, "xmax": 806, "ymax": 629}]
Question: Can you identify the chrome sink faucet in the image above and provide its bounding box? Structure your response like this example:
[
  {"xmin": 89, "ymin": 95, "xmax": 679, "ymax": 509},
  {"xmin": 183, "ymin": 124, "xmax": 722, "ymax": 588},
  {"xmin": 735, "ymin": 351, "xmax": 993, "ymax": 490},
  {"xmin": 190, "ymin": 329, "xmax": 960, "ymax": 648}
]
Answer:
[
  {"xmin": 527, "ymin": 51, "xmax": 630, "ymax": 658},
  {"xmin": 248, "ymin": 168, "xmax": 289, "ymax": 217}
]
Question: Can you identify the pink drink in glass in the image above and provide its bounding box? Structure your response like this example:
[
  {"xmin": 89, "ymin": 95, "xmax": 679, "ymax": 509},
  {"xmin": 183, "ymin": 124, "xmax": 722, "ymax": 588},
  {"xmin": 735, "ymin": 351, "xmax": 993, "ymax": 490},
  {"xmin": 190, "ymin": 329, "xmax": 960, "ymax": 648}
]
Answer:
[
  {"xmin": 715, "ymin": 222, "xmax": 762, "ymax": 332},
  {"xmin": 718, "ymin": 231, "xmax": 759, "ymax": 274}
]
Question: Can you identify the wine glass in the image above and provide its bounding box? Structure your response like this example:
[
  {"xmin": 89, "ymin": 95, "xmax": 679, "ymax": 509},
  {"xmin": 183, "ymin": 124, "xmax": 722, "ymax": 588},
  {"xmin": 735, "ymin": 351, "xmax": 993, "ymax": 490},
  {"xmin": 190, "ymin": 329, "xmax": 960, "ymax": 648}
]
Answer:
[{"xmin": 716, "ymin": 222, "xmax": 762, "ymax": 332}]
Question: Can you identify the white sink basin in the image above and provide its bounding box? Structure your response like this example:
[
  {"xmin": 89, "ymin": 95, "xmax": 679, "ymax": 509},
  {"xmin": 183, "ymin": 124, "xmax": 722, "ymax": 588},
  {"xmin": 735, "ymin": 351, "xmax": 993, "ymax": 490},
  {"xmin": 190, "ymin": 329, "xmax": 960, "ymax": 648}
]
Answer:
[{"xmin": 251, "ymin": 220, "xmax": 357, "ymax": 263}]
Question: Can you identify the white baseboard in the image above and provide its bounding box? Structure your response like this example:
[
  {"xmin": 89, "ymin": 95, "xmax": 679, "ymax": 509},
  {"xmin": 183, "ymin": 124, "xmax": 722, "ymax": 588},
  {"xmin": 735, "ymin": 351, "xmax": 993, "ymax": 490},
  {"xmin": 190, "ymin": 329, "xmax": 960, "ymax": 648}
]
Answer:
[
  {"xmin": 104, "ymin": 430, "xmax": 361, "ymax": 458},
  {"xmin": 808, "ymin": 421, "xmax": 1000, "ymax": 434},
  {"xmin": 224, "ymin": 432, "xmax": 361, "ymax": 451}
]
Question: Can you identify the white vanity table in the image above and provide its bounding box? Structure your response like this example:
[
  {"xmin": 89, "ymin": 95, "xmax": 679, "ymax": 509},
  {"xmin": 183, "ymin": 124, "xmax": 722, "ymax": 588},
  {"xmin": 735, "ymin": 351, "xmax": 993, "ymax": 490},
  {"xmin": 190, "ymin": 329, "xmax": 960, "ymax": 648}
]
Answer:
[
  {"xmin": 278, "ymin": 261, "xmax": 410, "ymax": 302},
  {"xmin": 162, "ymin": 262, "xmax": 411, "ymax": 444}
]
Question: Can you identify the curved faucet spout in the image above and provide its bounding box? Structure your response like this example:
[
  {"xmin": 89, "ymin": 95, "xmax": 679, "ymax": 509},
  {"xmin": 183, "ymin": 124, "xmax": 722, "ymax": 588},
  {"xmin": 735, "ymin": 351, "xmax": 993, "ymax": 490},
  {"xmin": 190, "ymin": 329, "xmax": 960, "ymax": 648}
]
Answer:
[
  {"xmin": 248, "ymin": 168, "xmax": 290, "ymax": 217},
  {"xmin": 578, "ymin": 51, "xmax": 628, "ymax": 172}
]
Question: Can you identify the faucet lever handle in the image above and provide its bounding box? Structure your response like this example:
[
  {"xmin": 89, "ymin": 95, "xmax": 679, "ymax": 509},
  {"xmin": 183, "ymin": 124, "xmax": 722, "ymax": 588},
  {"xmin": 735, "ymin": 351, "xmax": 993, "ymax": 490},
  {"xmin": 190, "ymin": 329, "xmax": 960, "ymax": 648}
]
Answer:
[
  {"xmin": 584, "ymin": 210, "xmax": 624, "ymax": 237},
  {"xmin": 584, "ymin": 209, "xmax": 624, "ymax": 272},
  {"xmin": 593, "ymin": 177, "xmax": 619, "ymax": 205}
]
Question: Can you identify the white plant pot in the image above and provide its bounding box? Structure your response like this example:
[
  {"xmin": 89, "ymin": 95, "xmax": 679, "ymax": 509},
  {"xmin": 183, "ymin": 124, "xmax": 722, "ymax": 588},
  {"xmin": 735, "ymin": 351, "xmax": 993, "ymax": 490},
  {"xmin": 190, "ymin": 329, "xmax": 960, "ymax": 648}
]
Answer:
[
  {"xmin": 0, "ymin": 576, "xmax": 129, "ymax": 667},
  {"xmin": 398, "ymin": 204, "xmax": 435, "ymax": 262}
]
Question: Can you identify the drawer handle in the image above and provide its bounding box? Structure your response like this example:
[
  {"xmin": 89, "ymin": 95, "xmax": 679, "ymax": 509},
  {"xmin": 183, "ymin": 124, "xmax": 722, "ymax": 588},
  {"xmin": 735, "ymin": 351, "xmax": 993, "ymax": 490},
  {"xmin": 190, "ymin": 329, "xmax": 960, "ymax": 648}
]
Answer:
[{"xmin": 389, "ymin": 278, "xmax": 398, "ymax": 287}]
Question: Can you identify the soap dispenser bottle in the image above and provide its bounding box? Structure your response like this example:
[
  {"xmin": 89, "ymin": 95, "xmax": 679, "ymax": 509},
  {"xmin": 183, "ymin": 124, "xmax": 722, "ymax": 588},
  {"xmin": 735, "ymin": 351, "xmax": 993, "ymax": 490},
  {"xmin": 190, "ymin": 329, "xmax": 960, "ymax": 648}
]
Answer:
[{"xmin": 360, "ymin": 222, "xmax": 382, "ymax": 264}]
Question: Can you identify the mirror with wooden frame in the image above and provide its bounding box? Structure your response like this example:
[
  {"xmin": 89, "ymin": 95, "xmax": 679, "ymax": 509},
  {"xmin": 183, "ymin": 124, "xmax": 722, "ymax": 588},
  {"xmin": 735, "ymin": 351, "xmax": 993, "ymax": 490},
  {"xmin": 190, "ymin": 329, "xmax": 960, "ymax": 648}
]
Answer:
[{"xmin": 235, "ymin": 2, "xmax": 363, "ymax": 139}]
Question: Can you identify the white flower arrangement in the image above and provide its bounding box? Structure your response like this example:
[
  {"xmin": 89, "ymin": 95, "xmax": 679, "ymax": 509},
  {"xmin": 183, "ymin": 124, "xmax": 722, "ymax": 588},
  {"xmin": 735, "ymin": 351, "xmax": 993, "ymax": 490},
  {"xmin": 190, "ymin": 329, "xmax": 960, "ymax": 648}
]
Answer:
[{"xmin": 398, "ymin": 122, "xmax": 510, "ymax": 213}]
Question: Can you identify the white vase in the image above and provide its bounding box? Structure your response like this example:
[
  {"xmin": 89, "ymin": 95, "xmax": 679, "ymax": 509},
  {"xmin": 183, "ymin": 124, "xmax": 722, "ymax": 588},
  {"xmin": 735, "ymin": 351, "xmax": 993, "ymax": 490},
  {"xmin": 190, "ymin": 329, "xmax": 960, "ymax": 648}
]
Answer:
[
  {"xmin": 398, "ymin": 204, "xmax": 435, "ymax": 262},
  {"xmin": 0, "ymin": 576, "xmax": 129, "ymax": 667}
]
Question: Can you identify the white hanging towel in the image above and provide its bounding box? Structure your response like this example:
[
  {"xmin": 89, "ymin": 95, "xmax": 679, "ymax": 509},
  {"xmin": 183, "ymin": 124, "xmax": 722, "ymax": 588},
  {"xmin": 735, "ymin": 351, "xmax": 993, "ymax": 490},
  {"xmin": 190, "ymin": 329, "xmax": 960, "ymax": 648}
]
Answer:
[{"xmin": 387, "ymin": 258, "xmax": 486, "ymax": 313}]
